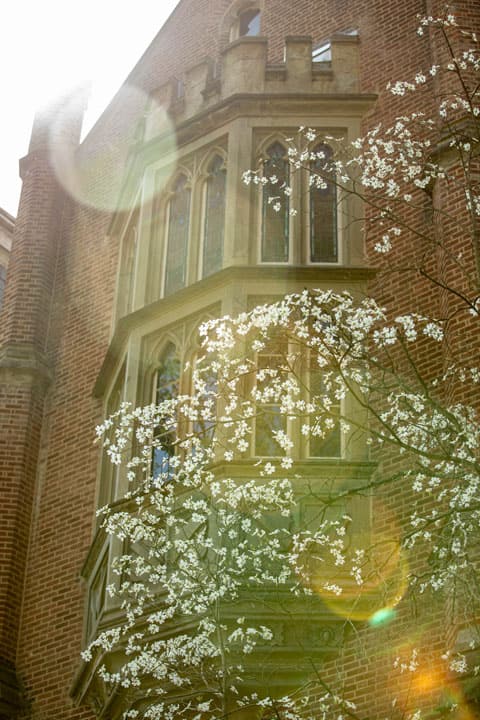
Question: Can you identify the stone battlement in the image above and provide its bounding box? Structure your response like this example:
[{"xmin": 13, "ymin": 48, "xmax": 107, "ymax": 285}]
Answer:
[{"xmin": 145, "ymin": 34, "xmax": 360, "ymax": 140}]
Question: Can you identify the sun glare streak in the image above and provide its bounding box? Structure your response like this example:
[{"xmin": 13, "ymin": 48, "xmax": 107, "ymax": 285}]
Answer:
[
  {"xmin": 48, "ymin": 85, "xmax": 177, "ymax": 211},
  {"xmin": 1, "ymin": 1, "xmax": 179, "ymax": 215},
  {"xmin": 295, "ymin": 503, "xmax": 409, "ymax": 622}
]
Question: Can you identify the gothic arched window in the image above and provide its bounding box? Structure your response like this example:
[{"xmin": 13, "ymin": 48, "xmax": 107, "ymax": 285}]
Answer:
[
  {"xmin": 153, "ymin": 343, "xmax": 181, "ymax": 479},
  {"xmin": 202, "ymin": 155, "xmax": 226, "ymax": 278},
  {"xmin": 309, "ymin": 144, "xmax": 338, "ymax": 263},
  {"xmin": 261, "ymin": 142, "xmax": 289, "ymax": 263},
  {"xmin": 165, "ymin": 175, "xmax": 191, "ymax": 296}
]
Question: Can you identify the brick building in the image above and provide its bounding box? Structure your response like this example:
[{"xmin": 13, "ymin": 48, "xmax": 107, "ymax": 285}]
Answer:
[{"xmin": 0, "ymin": 0, "xmax": 479, "ymax": 718}]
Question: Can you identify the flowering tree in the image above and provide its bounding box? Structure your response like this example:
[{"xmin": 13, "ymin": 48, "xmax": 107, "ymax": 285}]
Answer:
[{"xmin": 85, "ymin": 13, "xmax": 480, "ymax": 720}]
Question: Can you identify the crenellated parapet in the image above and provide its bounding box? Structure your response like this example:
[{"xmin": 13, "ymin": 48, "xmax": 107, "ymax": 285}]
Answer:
[{"xmin": 145, "ymin": 33, "xmax": 360, "ymax": 141}]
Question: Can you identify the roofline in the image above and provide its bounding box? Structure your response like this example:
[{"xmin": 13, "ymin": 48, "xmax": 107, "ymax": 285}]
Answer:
[
  {"xmin": 80, "ymin": 0, "xmax": 184, "ymax": 148},
  {"xmin": 0, "ymin": 207, "xmax": 15, "ymax": 232}
]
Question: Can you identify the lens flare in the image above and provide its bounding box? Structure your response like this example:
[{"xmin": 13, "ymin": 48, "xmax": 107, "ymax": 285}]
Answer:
[
  {"xmin": 369, "ymin": 606, "xmax": 397, "ymax": 627},
  {"xmin": 389, "ymin": 647, "xmax": 476, "ymax": 720},
  {"xmin": 295, "ymin": 502, "xmax": 409, "ymax": 621},
  {"xmin": 49, "ymin": 84, "xmax": 177, "ymax": 212}
]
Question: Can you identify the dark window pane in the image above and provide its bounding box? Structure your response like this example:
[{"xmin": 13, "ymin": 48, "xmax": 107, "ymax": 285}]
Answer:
[
  {"xmin": 165, "ymin": 175, "xmax": 190, "ymax": 295},
  {"xmin": 155, "ymin": 344, "xmax": 180, "ymax": 405},
  {"xmin": 203, "ymin": 156, "xmax": 226, "ymax": 278},
  {"xmin": 262, "ymin": 142, "xmax": 289, "ymax": 262},
  {"xmin": 309, "ymin": 425, "xmax": 341, "ymax": 457},
  {"xmin": 310, "ymin": 144, "xmax": 337, "ymax": 263},
  {"xmin": 153, "ymin": 344, "xmax": 180, "ymax": 478},
  {"xmin": 0, "ymin": 265, "xmax": 6, "ymax": 311},
  {"xmin": 255, "ymin": 340, "xmax": 288, "ymax": 456},
  {"xmin": 255, "ymin": 407, "xmax": 286, "ymax": 456},
  {"xmin": 309, "ymin": 367, "xmax": 341, "ymax": 457},
  {"xmin": 119, "ymin": 220, "xmax": 137, "ymax": 317}
]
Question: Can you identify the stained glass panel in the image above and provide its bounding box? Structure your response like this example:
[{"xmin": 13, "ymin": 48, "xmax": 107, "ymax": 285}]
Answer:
[
  {"xmin": 262, "ymin": 142, "xmax": 289, "ymax": 262},
  {"xmin": 308, "ymin": 365, "xmax": 341, "ymax": 458},
  {"xmin": 153, "ymin": 343, "xmax": 181, "ymax": 479},
  {"xmin": 165, "ymin": 175, "xmax": 190, "ymax": 295},
  {"xmin": 254, "ymin": 340, "xmax": 288, "ymax": 456},
  {"xmin": 310, "ymin": 144, "xmax": 337, "ymax": 263},
  {"xmin": 203, "ymin": 156, "xmax": 226, "ymax": 278}
]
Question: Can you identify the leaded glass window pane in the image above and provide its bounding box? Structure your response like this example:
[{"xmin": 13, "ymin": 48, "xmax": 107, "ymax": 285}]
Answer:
[
  {"xmin": 310, "ymin": 144, "xmax": 337, "ymax": 263},
  {"xmin": 308, "ymin": 366, "xmax": 341, "ymax": 458},
  {"xmin": 262, "ymin": 142, "xmax": 289, "ymax": 262},
  {"xmin": 254, "ymin": 340, "xmax": 288, "ymax": 456},
  {"xmin": 203, "ymin": 156, "xmax": 226, "ymax": 278},
  {"xmin": 153, "ymin": 343, "xmax": 181, "ymax": 478},
  {"xmin": 165, "ymin": 175, "xmax": 190, "ymax": 296},
  {"xmin": 119, "ymin": 221, "xmax": 137, "ymax": 317}
]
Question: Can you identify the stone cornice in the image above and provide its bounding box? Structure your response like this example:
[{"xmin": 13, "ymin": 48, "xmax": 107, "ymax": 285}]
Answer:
[
  {"xmin": 0, "ymin": 343, "xmax": 53, "ymax": 388},
  {"xmin": 108, "ymin": 90, "xmax": 378, "ymax": 237},
  {"xmin": 93, "ymin": 264, "xmax": 375, "ymax": 397},
  {"xmin": 151, "ymin": 91, "xmax": 377, "ymax": 153}
]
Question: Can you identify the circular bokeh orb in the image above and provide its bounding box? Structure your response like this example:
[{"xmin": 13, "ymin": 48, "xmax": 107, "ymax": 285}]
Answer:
[
  {"xmin": 48, "ymin": 84, "xmax": 177, "ymax": 212},
  {"xmin": 295, "ymin": 503, "xmax": 409, "ymax": 622},
  {"xmin": 369, "ymin": 606, "xmax": 397, "ymax": 627}
]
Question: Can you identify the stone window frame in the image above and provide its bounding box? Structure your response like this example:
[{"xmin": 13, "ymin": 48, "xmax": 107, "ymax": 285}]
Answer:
[
  {"xmin": 97, "ymin": 361, "xmax": 127, "ymax": 509},
  {"xmin": 0, "ymin": 263, "xmax": 7, "ymax": 311},
  {"xmin": 85, "ymin": 547, "xmax": 109, "ymax": 642},
  {"xmin": 254, "ymin": 131, "xmax": 345, "ymax": 267},
  {"xmin": 161, "ymin": 170, "xmax": 194, "ymax": 297},
  {"xmin": 256, "ymin": 134, "xmax": 294, "ymax": 265},
  {"xmin": 145, "ymin": 140, "xmax": 228, "ymax": 302},
  {"xmin": 116, "ymin": 208, "xmax": 140, "ymax": 320},
  {"xmin": 197, "ymin": 148, "xmax": 228, "ymax": 281},
  {"xmin": 141, "ymin": 312, "xmax": 219, "ymax": 469}
]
